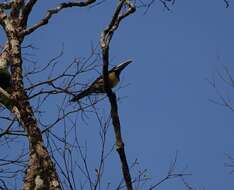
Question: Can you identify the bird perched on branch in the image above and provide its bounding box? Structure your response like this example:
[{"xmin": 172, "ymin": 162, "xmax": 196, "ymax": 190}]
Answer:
[
  {"xmin": 71, "ymin": 60, "xmax": 132, "ymax": 102},
  {"xmin": 0, "ymin": 68, "xmax": 12, "ymax": 109}
]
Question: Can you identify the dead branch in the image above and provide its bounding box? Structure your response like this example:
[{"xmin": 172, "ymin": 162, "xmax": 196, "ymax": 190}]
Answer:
[
  {"xmin": 224, "ymin": 0, "xmax": 230, "ymax": 8},
  {"xmin": 149, "ymin": 153, "xmax": 191, "ymax": 190},
  {"xmin": 22, "ymin": 0, "xmax": 38, "ymax": 23},
  {"xmin": 21, "ymin": 0, "xmax": 96, "ymax": 36},
  {"xmin": 100, "ymin": 0, "xmax": 135, "ymax": 190}
]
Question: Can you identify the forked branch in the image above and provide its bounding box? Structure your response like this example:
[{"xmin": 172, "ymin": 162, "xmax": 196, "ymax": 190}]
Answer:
[
  {"xmin": 100, "ymin": 1, "xmax": 135, "ymax": 190},
  {"xmin": 21, "ymin": 0, "xmax": 96, "ymax": 36}
]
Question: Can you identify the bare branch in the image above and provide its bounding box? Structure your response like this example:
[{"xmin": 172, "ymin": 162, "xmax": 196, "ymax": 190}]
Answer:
[
  {"xmin": 149, "ymin": 153, "xmax": 191, "ymax": 190},
  {"xmin": 100, "ymin": 1, "xmax": 135, "ymax": 190},
  {"xmin": 0, "ymin": 86, "xmax": 11, "ymax": 100},
  {"xmin": 21, "ymin": 0, "xmax": 96, "ymax": 36},
  {"xmin": 21, "ymin": 0, "xmax": 38, "ymax": 26},
  {"xmin": 224, "ymin": 0, "xmax": 230, "ymax": 8},
  {"xmin": 208, "ymin": 65, "xmax": 234, "ymax": 112},
  {"xmin": 9, "ymin": 0, "xmax": 24, "ymax": 18},
  {"xmin": 138, "ymin": 0, "xmax": 175, "ymax": 13}
]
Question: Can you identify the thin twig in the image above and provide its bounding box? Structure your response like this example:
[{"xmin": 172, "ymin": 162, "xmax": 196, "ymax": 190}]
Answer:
[{"xmin": 21, "ymin": 0, "xmax": 96, "ymax": 36}]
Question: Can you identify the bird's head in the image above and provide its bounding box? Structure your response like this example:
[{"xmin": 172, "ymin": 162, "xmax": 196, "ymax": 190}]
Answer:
[{"xmin": 112, "ymin": 60, "xmax": 132, "ymax": 77}]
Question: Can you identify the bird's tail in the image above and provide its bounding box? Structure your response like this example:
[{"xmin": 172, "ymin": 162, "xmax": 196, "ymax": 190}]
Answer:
[{"xmin": 70, "ymin": 88, "xmax": 91, "ymax": 102}]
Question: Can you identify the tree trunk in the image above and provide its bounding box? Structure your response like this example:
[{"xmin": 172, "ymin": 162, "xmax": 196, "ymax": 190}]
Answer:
[{"xmin": 8, "ymin": 33, "xmax": 61, "ymax": 190}]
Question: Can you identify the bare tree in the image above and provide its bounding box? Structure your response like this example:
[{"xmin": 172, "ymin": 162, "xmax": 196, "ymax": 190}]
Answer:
[
  {"xmin": 0, "ymin": 0, "xmax": 203, "ymax": 190},
  {"xmin": 0, "ymin": 0, "xmax": 137, "ymax": 189}
]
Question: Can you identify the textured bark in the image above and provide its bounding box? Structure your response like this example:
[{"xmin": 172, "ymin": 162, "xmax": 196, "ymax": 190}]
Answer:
[
  {"xmin": 8, "ymin": 33, "xmax": 61, "ymax": 190},
  {"xmin": 0, "ymin": 2, "xmax": 61, "ymax": 189},
  {"xmin": 0, "ymin": 1, "xmax": 97, "ymax": 188},
  {"xmin": 0, "ymin": 0, "xmax": 99, "ymax": 188},
  {"xmin": 0, "ymin": 0, "xmax": 131, "ymax": 189}
]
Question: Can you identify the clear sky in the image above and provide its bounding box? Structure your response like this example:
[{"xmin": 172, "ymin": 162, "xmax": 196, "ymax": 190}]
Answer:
[{"xmin": 1, "ymin": 0, "xmax": 234, "ymax": 189}]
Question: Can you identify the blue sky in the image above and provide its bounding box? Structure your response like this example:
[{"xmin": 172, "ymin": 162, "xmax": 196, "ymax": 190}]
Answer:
[
  {"xmin": 26, "ymin": 0, "xmax": 234, "ymax": 189},
  {"xmin": 1, "ymin": 0, "xmax": 234, "ymax": 189}
]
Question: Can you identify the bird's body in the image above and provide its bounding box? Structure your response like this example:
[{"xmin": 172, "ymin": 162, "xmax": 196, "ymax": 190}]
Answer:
[{"xmin": 71, "ymin": 60, "xmax": 132, "ymax": 102}]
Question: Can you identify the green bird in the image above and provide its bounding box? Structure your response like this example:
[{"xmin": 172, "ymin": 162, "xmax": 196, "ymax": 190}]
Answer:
[
  {"xmin": 0, "ymin": 68, "xmax": 12, "ymax": 109},
  {"xmin": 71, "ymin": 60, "xmax": 132, "ymax": 102}
]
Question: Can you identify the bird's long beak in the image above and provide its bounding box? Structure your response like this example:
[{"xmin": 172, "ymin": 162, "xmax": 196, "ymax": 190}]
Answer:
[{"xmin": 114, "ymin": 60, "xmax": 132, "ymax": 72}]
